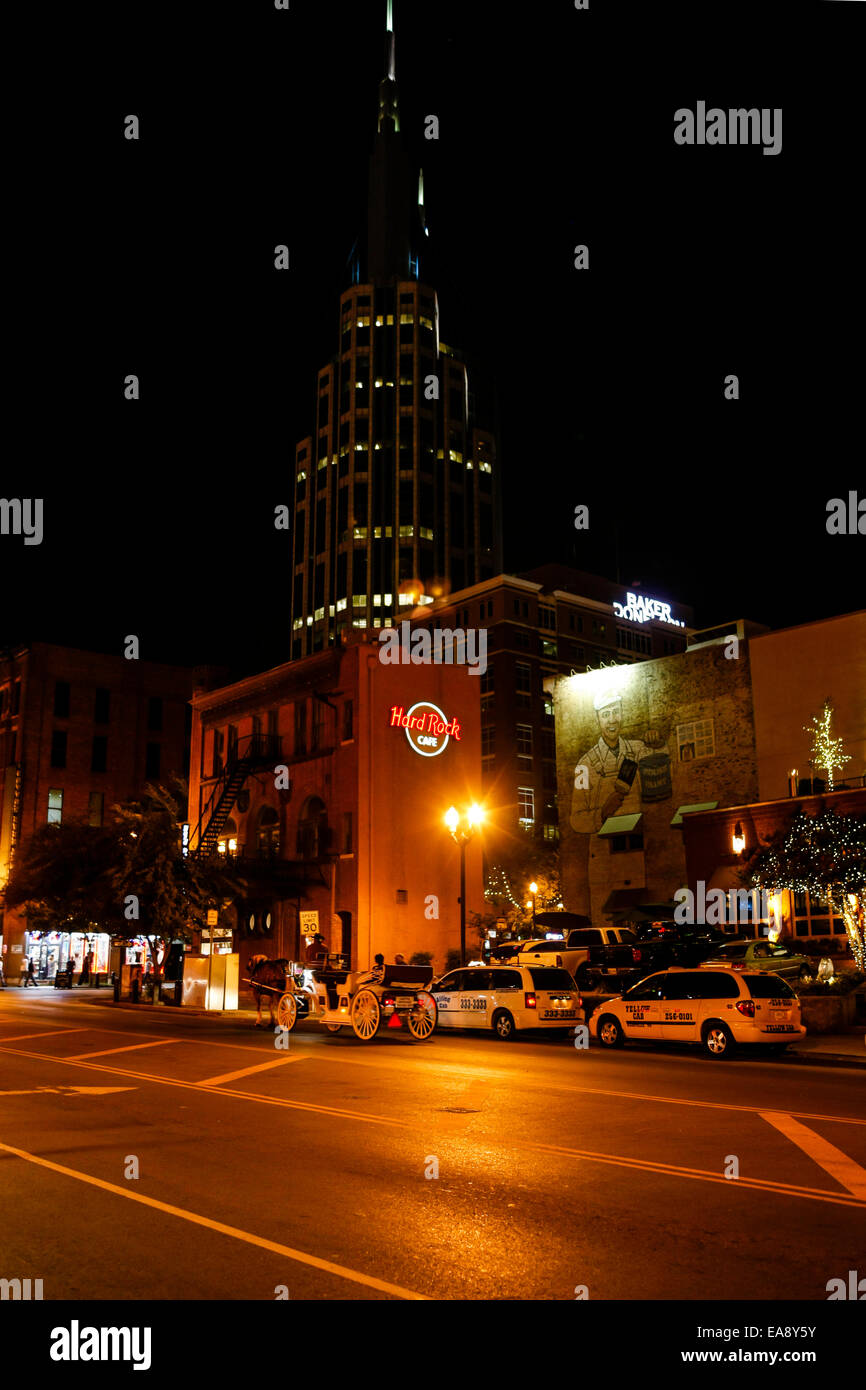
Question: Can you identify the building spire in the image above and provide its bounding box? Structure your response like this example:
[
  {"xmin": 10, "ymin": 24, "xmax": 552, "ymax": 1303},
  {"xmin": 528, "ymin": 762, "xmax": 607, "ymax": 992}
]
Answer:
[{"xmin": 378, "ymin": 0, "xmax": 399, "ymax": 132}]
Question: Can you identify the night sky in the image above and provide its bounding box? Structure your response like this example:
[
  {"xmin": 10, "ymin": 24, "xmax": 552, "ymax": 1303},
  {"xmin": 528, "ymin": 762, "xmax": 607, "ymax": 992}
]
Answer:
[{"xmin": 5, "ymin": 0, "xmax": 862, "ymax": 677}]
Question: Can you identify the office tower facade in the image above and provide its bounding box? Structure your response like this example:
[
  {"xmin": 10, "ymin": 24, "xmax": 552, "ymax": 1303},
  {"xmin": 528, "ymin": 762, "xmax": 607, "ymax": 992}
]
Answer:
[{"xmin": 290, "ymin": 9, "xmax": 502, "ymax": 661}]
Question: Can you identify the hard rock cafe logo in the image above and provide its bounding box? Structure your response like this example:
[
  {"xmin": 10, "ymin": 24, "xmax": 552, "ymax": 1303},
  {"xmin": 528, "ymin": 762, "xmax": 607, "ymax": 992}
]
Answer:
[{"xmin": 389, "ymin": 702, "xmax": 461, "ymax": 758}]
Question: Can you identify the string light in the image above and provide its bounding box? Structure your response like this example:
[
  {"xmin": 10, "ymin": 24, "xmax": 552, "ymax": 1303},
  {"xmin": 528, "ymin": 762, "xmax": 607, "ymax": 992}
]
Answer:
[
  {"xmin": 804, "ymin": 698, "xmax": 851, "ymax": 790},
  {"xmin": 747, "ymin": 808, "xmax": 866, "ymax": 970}
]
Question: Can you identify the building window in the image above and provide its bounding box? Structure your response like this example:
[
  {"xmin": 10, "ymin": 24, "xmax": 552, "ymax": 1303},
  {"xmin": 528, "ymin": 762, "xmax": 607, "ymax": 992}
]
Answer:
[
  {"xmin": 311, "ymin": 699, "xmax": 327, "ymax": 751},
  {"xmin": 54, "ymin": 680, "xmax": 71, "ymax": 719},
  {"xmin": 51, "ymin": 730, "xmax": 67, "ymax": 768},
  {"xmin": 343, "ymin": 811, "xmax": 353, "ymax": 854},
  {"xmin": 515, "ymin": 662, "xmax": 531, "ymax": 707},
  {"xmin": 518, "ymin": 786, "xmax": 535, "ymax": 827},
  {"xmin": 88, "ymin": 792, "xmax": 104, "ymax": 827},
  {"xmin": 482, "ymin": 725, "xmax": 495, "ymax": 758},
  {"xmin": 12, "ymin": 680, "xmax": 21, "ymax": 715},
  {"xmin": 539, "ymin": 605, "xmax": 555, "ymax": 630},
  {"xmin": 297, "ymin": 796, "xmax": 328, "ymax": 858},
  {"xmin": 257, "ymin": 807, "xmax": 280, "ymax": 859},
  {"xmin": 91, "ymin": 735, "xmax": 108, "ymax": 773},
  {"xmin": 94, "ymin": 688, "xmax": 110, "ymax": 723},
  {"xmin": 47, "ymin": 788, "xmax": 63, "ymax": 824},
  {"xmin": 211, "ymin": 729, "xmax": 224, "ymax": 778},
  {"xmin": 147, "ymin": 697, "xmax": 163, "ymax": 732},
  {"xmin": 295, "ymin": 702, "xmax": 307, "ymax": 756},
  {"xmin": 342, "ymin": 700, "xmax": 354, "ymax": 741},
  {"xmin": 676, "ymin": 718, "xmax": 715, "ymax": 761},
  {"xmin": 516, "ymin": 724, "xmax": 533, "ymax": 760},
  {"xmin": 610, "ymin": 833, "xmax": 644, "ymax": 853},
  {"xmin": 145, "ymin": 742, "xmax": 161, "ymax": 780},
  {"xmin": 540, "ymin": 639, "xmax": 558, "ymax": 659},
  {"xmin": 543, "ymin": 823, "xmax": 559, "ymax": 843},
  {"xmin": 481, "ymin": 664, "xmax": 495, "ymax": 698}
]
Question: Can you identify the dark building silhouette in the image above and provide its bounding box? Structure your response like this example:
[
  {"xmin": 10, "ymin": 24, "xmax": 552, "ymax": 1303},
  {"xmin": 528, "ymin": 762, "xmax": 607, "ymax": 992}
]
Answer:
[{"xmin": 290, "ymin": 6, "xmax": 502, "ymax": 660}]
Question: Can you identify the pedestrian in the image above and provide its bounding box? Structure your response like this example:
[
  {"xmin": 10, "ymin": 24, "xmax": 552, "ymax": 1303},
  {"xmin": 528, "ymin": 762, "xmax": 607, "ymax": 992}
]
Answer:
[
  {"xmin": 25, "ymin": 958, "xmax": 38, "ymax": 987},
  {"xmin": 305, "ymin": 933, "xmax": 328, "ymax": 966},
  {"xmin": 394, "ymin": 953, "xmax": 407, "ymax": 965},
  {"xmin": 80, "ymin": 951, "xmax": 92, "ymax": 986}
]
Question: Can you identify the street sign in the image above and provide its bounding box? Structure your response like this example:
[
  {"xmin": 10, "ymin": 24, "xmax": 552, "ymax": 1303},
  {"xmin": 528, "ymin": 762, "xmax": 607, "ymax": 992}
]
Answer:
[
  {"xmin": 206, "ymin": 909, "xmax": 218, "ymax": 927},
  {"xmin": 299, "ymin": 911, "xmax": 319, "ymax": 935}
]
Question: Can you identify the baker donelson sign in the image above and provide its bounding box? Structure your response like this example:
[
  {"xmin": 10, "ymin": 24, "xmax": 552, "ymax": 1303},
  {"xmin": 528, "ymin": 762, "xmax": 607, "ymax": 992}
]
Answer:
[{"xmin": 389, "ymin": 702, "xmax": 462, "ymax": 757}]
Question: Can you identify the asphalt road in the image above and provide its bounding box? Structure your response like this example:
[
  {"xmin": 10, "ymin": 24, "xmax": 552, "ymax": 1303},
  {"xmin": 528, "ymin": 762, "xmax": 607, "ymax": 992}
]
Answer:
[{"xmin": 1, "ymin": 989, "xmax": 864, "ymax": 1301}]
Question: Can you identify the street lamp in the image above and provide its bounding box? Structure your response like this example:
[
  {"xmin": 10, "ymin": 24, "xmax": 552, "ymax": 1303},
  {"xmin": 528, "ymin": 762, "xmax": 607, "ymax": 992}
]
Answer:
[
  {"xmin": 529, "ymin": 881, "xmax": 538, "ymax": 933},
  {"xmin": 444, "ymin": 803, "xmax": 484, "ymax": 966},
  {"xmin": 732, "ymin": 821, "xmax": 745, "ymax": 856}
]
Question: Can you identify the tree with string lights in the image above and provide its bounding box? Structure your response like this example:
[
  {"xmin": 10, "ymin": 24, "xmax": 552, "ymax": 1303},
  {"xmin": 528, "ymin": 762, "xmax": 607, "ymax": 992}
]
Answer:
[
  {"xmin": 804, "ymin": 698, "xmax": 851, "ymax": 790},
  {"xmin": 745, "ymin": 808, "xmax": 866, "ymax": 970}
]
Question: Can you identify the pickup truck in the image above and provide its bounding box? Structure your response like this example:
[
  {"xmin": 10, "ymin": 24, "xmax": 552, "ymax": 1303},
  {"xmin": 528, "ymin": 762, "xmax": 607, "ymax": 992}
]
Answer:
[{"xmin": 509, "ymin": 927, "xmax": 656, "ymax": 985}]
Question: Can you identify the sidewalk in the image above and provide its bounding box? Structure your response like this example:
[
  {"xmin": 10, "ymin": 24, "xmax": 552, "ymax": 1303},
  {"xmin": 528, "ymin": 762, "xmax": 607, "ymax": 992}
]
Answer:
[{"xmin": 785, "ymin": 1029, "xmax": 866, "ymax": 1068}]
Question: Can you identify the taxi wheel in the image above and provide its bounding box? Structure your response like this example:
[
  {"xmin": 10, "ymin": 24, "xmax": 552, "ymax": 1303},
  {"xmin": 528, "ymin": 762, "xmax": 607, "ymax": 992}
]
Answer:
[
  {"xmin": 702, "ymin": 1022, "xmax": 735, "ymax": 1058},
  {"xmin": 492, "ymin": 1009, "xmax": 516, "ymax": 1041},
  {"xmin": 597, "ymin": 1015, "xmax": 625, "ymax": 1049}
]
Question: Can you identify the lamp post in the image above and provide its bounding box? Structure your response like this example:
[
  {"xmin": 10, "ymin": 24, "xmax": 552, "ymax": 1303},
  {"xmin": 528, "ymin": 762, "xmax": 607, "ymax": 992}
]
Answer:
[{"xmin": 444, "ymin": 803, "xmax": 484, "ymax": 966}]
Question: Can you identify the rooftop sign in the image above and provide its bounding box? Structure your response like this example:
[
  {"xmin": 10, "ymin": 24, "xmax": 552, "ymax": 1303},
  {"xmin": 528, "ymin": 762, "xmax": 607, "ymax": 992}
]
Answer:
[{"xmin": 613, "ymin": 591, "xmax": 685, "ymax": 627}]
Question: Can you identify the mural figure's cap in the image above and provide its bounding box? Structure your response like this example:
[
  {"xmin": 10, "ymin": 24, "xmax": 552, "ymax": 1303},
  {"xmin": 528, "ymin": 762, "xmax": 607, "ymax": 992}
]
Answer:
[{"xmin": 593, "ymin": 689, "xmax": 622, "ymax": 712}]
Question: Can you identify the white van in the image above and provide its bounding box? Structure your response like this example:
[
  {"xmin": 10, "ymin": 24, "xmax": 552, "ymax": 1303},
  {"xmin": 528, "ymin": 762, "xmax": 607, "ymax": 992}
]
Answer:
[{"xmin": 431, "ymin": 964, "xmax": 583, "ymax": 1040}]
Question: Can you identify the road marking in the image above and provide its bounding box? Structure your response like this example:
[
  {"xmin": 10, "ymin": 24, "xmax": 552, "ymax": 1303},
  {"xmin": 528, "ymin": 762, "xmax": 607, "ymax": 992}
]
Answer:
[
  {"xmin": 0, "ymin": 1086, "xmax": 134, "ymax": 1096},
  {"xmin": 65, "ymin": 1039, "xmax": 181, "ymax": 1060},
  {"xmin": 0, "ymin": 1139, "xmax": 427, "ymax": 1300},
  {"xmin": 198, "ymin": 1057, "xmax": 307, "ymax": 1086},
  {"xmin": 760, "ymin": 1111, "xmax": 866, "ymax": 1199},
  {"xmin": 529, "ymin": 1141, "xmax": 866, "ymax": 1210},
  {"xmin": 0, "ymin": 1028, "xmax": 91, "ymax": 1043},
  {"xmin": 0, "ymin": 1046, "xmax": 404, "ymax": 1127}
]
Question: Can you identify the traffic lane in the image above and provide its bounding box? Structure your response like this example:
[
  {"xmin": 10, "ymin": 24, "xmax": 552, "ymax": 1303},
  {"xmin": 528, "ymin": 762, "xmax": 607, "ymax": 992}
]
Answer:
[
  {"xmin": 3, "ymin": 1028, "xmax": 861, "ymax": 1189},
  {"xmin": 0, "ymin": 1136, "xmax": 397, "ymax": 1301},
  {"xmin": 3, "ymin": 1071, "xmax": 863, "ymax": 1302},
  {"xmin": 3, "ymin": 1045, "xmax": 861, "ymax": 1301}
]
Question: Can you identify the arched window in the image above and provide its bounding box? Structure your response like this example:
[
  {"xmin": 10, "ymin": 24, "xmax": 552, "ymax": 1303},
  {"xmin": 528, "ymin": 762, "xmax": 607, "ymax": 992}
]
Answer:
[
  {"xmin": 296, "ymin": 796, "xmax": 329, "ymax": 860},
  {"xmin": 217, "ymin": 817, "xmax": 238, "ymax": 858},
  {"xmin": 257, "ymin": 805, "xmax": 280, "ymax": 859}
]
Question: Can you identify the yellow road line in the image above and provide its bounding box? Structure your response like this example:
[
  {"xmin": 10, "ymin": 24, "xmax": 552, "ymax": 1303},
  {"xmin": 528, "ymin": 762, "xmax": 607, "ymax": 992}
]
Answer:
[
  {"xmin": 0, "ymin": 1138, "xmax": 427, "ymax": 1301},
  {"xmin": 0, "ymin": 1045, "xmax": 403, "ymax": 1127},
  {"xmin": 65, "ymin": 1039, "xmax": 182, "ymax": 1060},
  {"xmin": 0, "ymin": 1028, "xmax": 92, "ymax": 1042},
  {"xmin": 198, "ymin": 1057, "xmax": 307, "ymax": 1086},
  {"xmin": 760, "ymin": 1111, "xmax": 866, "ymax": 1199},
  {"xmin": 529, "ymin": 1142, "xmax": 866, "ymax": 1210}
]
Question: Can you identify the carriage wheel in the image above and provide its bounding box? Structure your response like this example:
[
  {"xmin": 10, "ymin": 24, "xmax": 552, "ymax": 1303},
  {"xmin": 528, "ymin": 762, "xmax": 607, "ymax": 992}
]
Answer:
[
  {"xmin": 325, "ymin": 1023, "xmax": 342, "ymax": 1034},
  {"xmin": 407, "ymin": 991, "xmax": 437, "ymax": 1041},
  {"xmin": 276, "ymin": 992, "xmax": 298, "ymax": 1032},
  {"xmin": 351, "ymin": 989, "xmax": 380, "ymax": 1041}
]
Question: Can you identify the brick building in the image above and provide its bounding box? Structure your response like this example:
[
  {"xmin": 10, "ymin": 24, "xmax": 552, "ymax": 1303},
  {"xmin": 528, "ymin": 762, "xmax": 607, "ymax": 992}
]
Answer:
[
  {"xmin": 0, "ymin": 642, "xmax": 194, "ymax": 977},
  {"xmin": 549, "ymin": 611, "xmax": 865, "ymax": 935},
  {"xmin": 187, "ymin": 632, "xmax": 483, "ymax": 982}
]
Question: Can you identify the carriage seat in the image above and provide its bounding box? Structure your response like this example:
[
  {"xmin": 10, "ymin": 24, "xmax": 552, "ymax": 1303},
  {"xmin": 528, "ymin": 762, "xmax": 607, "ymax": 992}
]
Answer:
[
  {"xmin": 380, "ymin": 964, "xmax": 434, "ymax": 989},
  {"xmin": 317, "ymin": 966, "xmax": 350, "ymax": 1010}
]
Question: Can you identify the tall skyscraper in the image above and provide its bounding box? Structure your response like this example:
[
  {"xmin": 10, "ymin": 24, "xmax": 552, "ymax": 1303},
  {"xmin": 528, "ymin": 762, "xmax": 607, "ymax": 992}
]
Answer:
[{"xmin": 290, "ymin": 4, "xmax": 502, "ymax": 660}]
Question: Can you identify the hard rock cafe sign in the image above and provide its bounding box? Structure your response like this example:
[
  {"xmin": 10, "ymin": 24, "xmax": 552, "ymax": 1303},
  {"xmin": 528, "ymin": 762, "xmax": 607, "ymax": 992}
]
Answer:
[{"xmin": 389, "ymin": 702, "xmax": 462, "ymax": 758}]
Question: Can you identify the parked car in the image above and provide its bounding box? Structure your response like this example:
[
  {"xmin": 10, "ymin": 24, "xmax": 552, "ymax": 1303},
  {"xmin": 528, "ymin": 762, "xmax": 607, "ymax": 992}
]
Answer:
[
  {"xmin": 633, "ymin": 922, "xmax": 730, "ymax": 967},
  {"xmin": 699, "ymin": 939, "xmax": 811, "ymax": 982},
  {"xmin": 513, "ymin": 926, "xmax": 643, "ymax": 982},
  {"xmin": 430, "ymin": 964, "xmax": 583, "ymax": 1041},
  {"xmin": 587, "ymin": 967, "xmax": 806, "ymax": 1057}
]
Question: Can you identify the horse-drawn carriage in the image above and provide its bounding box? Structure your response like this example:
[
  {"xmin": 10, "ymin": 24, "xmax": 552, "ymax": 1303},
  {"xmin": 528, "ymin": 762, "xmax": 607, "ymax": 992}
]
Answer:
[{"xmin": 246, "ymin": 955, "xmax": 438, "ymax": 1042}]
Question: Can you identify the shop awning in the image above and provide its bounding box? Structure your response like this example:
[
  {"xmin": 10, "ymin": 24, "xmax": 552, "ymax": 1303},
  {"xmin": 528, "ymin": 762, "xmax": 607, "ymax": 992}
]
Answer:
[
  {"xmin": 598, "ymin": 813, "xmax": 643, "ymax": 837},
  {"xmin": 670, "ymin": 802, "xmax": 718, "ymax": 826}
]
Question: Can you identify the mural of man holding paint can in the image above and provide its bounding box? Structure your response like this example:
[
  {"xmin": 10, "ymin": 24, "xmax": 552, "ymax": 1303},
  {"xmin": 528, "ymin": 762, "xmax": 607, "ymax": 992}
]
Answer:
[{"xmin": 570, "ymin": 689, "xmax": 669, "ymax": 835}]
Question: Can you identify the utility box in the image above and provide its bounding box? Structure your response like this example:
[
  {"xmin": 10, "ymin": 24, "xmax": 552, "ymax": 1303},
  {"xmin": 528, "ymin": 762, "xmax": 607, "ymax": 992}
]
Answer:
[
  {"xmin": 206, "ymin": 952, "xmax": 239, "ymax": 1010},
  {"xmin": 181, "ymin": 955, "xmax": 209, "ymax": 1008}
]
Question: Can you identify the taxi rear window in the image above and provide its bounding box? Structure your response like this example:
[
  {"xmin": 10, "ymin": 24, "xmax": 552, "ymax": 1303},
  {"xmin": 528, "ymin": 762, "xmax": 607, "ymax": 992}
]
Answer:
[
  {"xmin": 745, "ymin": 976, "xmax": 796, "ymax": 999},
  {"xmin": 529, "ymin": 968, "xmax": 576, "ymax": 991}
]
